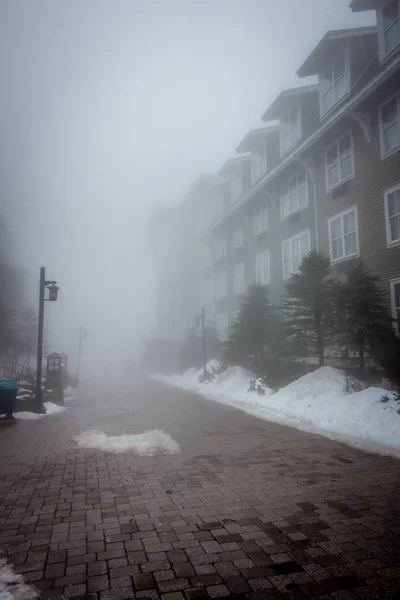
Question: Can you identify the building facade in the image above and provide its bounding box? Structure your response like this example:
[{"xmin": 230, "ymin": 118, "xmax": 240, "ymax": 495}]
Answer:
[{"xmin": 153, "ymin": 0, "xmax": 400, "ymax": 345}]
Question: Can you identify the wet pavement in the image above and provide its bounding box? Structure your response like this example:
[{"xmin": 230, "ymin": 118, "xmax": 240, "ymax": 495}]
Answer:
[{"xmin": 0, "ymin": 379, "xmax": 399, "ymax": 599}]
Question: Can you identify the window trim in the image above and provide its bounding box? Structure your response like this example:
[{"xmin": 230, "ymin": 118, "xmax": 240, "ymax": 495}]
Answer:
[
  {"xmin": 233, "ymin": 261, "xmax": 246, "ymax": 295},
  {"xmin": 255, "ymin": 250, "xmax": 271, "ymax": 286},
  {"xmin": 377, "ymin": 0, "xmax": 400, "ymax": 62},
  {"xmin": 253, "ymin": 203, "xmax": 269, "ymax": 236},
  {"xmin": 384, "ymin": 183, "xmax": 400, "ymax": 247},
  {"xmin": 319, "ymin": 47, "xmax": 351, "ymax": 118},
  {"xmin": 282, "ymin": 229, "xmax": 311, "ymax": 279},
  {"xmin": 232, "ymin": 226, "xmax": 244, "ymax": 249},
  {"xmin": 214, "ymin": 270, "xmax": 228, "ymax": 301},
  {"xmin": 280, "ymin": 169, "xmax": 309, "ymax": 221},
  {"xmin": 251, "ymin": 141, "xmax": 268, "ymax": 183},
  {"xmin": 328, "ymin": 205, "xmax": 359, "ymax": 264},
  {"xmin": 379, "ymin": 91, "xmax": 400, "ymax": 159},
  {"xmin": 390, "ymin": 277, "xmax": 400, "ymax": 334},
  {"xmin": 280, "ymin": 104, "xmax": 302, "ymax": 156},
  {"xmin": 325, "ymin": 130, "xmax": 355, "ymax": 192}
]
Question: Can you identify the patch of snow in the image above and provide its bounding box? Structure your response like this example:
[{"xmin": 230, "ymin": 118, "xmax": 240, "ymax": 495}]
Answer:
[
  {"xmin": 75, "ymin": 429, "xmax": 181, "ymax": 455},
  {"xmin": 8, "ymin": 402, "xmax": 67, "ymax": 420},
  {"xmin": 153, "ymin": 366, "xmax": 400, "ymax": 457},
  {"xmin": 0, "ymin": 557, "xmax": 38, "ymax": 599},
  {"xmin": 43, "ymin": 402, "xmax": 66, "ymax": 415}
]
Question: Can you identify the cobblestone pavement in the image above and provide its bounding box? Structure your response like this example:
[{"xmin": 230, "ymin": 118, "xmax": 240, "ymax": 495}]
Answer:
[{"xmin": 0, "ymin": 380, "xmax": 400, "ymax": 600}]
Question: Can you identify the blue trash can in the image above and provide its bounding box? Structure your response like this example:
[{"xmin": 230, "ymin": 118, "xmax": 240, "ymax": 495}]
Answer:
[{"xmin": 0, "ymin": 379, "xmax": 18, "ymax": 420}]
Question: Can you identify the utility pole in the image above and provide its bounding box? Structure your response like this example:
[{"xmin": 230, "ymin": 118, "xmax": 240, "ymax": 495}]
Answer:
[
  {"xmin": 35, "ymin": 267, "xmax": 59, "ymax": 413},
  {"xmin": 201, "ymin": 307, "xmax": 207, "ymax": 378}
]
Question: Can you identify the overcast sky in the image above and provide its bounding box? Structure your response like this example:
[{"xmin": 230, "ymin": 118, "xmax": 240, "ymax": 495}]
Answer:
[{"xmin": 0, "ymin": 0, "xmax": 375, "ymax": 378}]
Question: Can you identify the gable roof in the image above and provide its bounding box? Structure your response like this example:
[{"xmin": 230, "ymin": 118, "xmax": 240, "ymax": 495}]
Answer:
[
  {"xmin": 262, "ymin": 85, "xmax": 318, "ymax": 121},
  {"xmin": 218, "ymin": 153, "xmax": 252, "ymax": 176},
  {"xmin": 235, "ymin": 124, "xmax": 279, "ymax": 154},
  {"xmin": 297, "ymin": 27, "xmax": 377, "ymax": 77}
]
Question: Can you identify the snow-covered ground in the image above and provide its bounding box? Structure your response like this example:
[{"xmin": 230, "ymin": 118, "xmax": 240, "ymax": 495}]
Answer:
[
  {"xmin": 2, "ymin": 402, "xmax": 67, "ymax": 421},
  {"xmin": 0, "ymin": 556, "xmax": 38, "ymax": 599},
  {"xmin": 154, "ymin": 364, "xmax": 400, "ymax": 457},
  {"xmin": 75, "ymin": 429, "xmax": 181, "ymax": 455}
]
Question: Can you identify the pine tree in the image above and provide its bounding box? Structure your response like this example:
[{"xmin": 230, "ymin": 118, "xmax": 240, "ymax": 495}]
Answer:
[
  {"xmin": 335, "ymin": 261, "xmax": 392, "ymax": 372},
  {"xmin": 222, "ymin": 284, "xmax": 279, "ymax": 376},
  {"xmin": 283, "ymin": 250, "xmax": 335, "ymax": 367}
]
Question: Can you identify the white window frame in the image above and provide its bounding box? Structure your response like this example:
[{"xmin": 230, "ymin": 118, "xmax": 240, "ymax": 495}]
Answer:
[
  {"xmin": 255, "ymin": 251, "xmax": 271, "ymax": 286},
  {"xmin": 282, "ymin": 230, "xmax": 311, "ymax": 279},
  {"xmin": 379, "ymin": 92, "xmax": 400, "ymax": 158},
  {"xmin": 214, "ymin": 270, "xmax": 228, "ymax": 301},
  {"xmin": 251, "ymin": 142, "xmax": 268, "ymax": 183},
  {"xmin": 232, "ymin": 226, "xmax": 244, "ymax": 249},
  {"xmin": 390, "ymin": 278, "xmax": 400, "ymax": 335},
  {"xmin": 319, "ymin": 48, "xmax": 351, "ymax": 117},
  {"xmin": 384, "ymin": 183, "xmax": 400, "ymax": 247},
  {"xmin": 233, "ymin": 262, "xmax": 246, "ymax": 295},
  {"xmin": 280, "ymin": 169, "xmax": 309, "ymax": 220},
  {"xmin": 253, "ymin": 204, "xmax": 268, "ymax": 236},
  {"xmin": 325, "ymin": 131, "xmax": 355, "ymax": 192},
  {"xmin": 377, "ymin": 0, "xmax": 400, "ymax": 61},
  {"xmin": 280, "ymin": 105, "xmax": 301, "ymax": 155},
  {"xmin": 230, "ymin": 169, "xmax": 243, "ymax": 204},
  {"xmin": 213, "ymin": 237, "xmax": 226, "ymax": 261},
  {"xmin": 328, "ymin": 206, "xmax": 359, "ymax": 263}
]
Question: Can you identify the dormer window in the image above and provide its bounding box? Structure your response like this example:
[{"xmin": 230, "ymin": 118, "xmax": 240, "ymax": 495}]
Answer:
[
  {"xmin": 251, "ymin": 144, "xmax": 268, "ymax": 182},
  {"xmin": 281, "ymin": 107, "xmax": 301, "ymax": 154},
  {"xmin": 320, "ymin": 51, "xmax": 350, "ymax": 116},
  {"xmin": 380, "ymin": 0, "xmax": 400, "ymax": 58}
]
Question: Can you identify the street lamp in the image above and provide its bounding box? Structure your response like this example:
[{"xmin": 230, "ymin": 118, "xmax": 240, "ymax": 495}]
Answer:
[
  {"xmin": 34, "ymin": 267, "xmax": 60, "ymax": 413},
  {"xmin": 195, "ymin": 307, "xmax": 207, "ymax": 378}
]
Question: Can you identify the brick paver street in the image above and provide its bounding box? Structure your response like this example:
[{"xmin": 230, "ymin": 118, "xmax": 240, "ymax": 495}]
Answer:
[{"xmin": 1, "ymin": 380, "xmax": 400, "ymax": 599}]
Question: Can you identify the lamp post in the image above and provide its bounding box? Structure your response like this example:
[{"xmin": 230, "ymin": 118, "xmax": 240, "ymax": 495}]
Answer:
[
  {"xmin": 195, "ymin": 307, "xmax": 207, "ymax": 378},
  {"xmin": 35, "ymin": 267, "xmax": 59, "ymax": 413}
]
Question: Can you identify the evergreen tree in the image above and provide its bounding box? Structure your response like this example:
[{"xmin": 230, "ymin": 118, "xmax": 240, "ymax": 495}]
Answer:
[
  {"xmin": 283, "ymin": 250, "xmax": 335, "ymax": 366},
  {"xmin": 222, "ymin": 284, "xmax": 279, "ymax": 376},
  {"xmin": 335, "ymin": 260, "xmax": 392, "ymax": 371}
]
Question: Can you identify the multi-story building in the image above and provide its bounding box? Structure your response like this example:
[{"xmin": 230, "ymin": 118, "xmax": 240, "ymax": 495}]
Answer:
[{"xmin": 152, "ymin": 0, "xmax": 400, "ymax": 346}]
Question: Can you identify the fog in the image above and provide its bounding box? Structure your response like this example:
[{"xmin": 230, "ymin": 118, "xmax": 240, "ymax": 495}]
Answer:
[{"xmin": 0, "ymin": 0, "xmax": 374, "ymax": 381}]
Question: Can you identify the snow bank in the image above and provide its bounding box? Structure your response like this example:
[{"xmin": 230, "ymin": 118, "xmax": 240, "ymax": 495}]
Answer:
[
  {"xmin": 75, "ymin": 429, "xmax": 181, "ymax": 455},
  {"xmin": 0, "ymin": 557, "xmax": 38, "ymax": 599},
  {"xmin": 11, "ymin": 402, "xmax": 67, "ymax": 420},
  {"xmin": 153, "ymin": 366, "xmax": 400, "ymax": 457}
]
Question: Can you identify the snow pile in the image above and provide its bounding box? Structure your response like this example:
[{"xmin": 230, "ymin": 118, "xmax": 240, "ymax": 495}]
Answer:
[
  {"xmin": 75, "ymin": 429, "xmax": 181, "ymax": 455},
  {"xmin": 154, "ymin": 366, "xmax": 400, "ymax": 456},
  {"xmin": 11, "ymin": 402, "xmax": 67, "ymax": 420},
  {"xmin": 0, "ymin": 557, "xmax": 38, "ymax": 599}
]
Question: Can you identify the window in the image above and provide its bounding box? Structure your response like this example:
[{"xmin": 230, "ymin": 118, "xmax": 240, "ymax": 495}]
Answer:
[
  {"xmin": 282, "ymin": 230, "xmax": 310, "ymax": 278},
  {"xmin": 214, "ymin": 271, "xmax": 228, "ymax": 301},
  {"xmin": 280, "ymin": 169, "xmax": 308, "ymax": 220},
  {"xmin": 329, "ymin": 207, "xmax": 359, "ymax": 262},
  {"xmin": 252, "ymin": 144, "xmax": 268, "ymax": 182},
  {"xmin": 233, "ymin": 262, "xmax": 246, "ymax": 295},
  {"xmin": 379, "ymin": 94, "xmax": 400, "ymax": 157},
  {"xmin": 281, "ymin": 106, "xmax": 301, "ymax": 154},
  {"xmin": 231, "ymin": 170, "xmax": 242, "ymax": 204},
  {"xmin": 233, "ymin": 227, "xmax": 244, "ymax": 249},
  {"xmin": 390, "ymin": 278, "xmax": 400, "ymax": 334},
  {"xmin": 215, "ymin": 312, "xmax": 229, "ymax": 341},
  {"xmin": 213, "ymin": 238, "xmax": 226, "ymax": 261},
  {"xmin": 256, "ymin": 251, "xmax": 271, "ymax": 285},
  {"xmin": 320, "ymin": 53, "xmax": 350, "ymax": 116},
  {"xmin": 384, "ymin": 184, "xmax": 400, "ymax": 245},
  {"xmin": 380, "ymin": 0, "xmax": 400, "ymax": 57},
  {"xmin": 325, "ymin": 132, "xmax": 354, "ymax": 190},
  {"xmin": 254, "ymin": 204, "xmax": 268, "ymax": 236}
]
